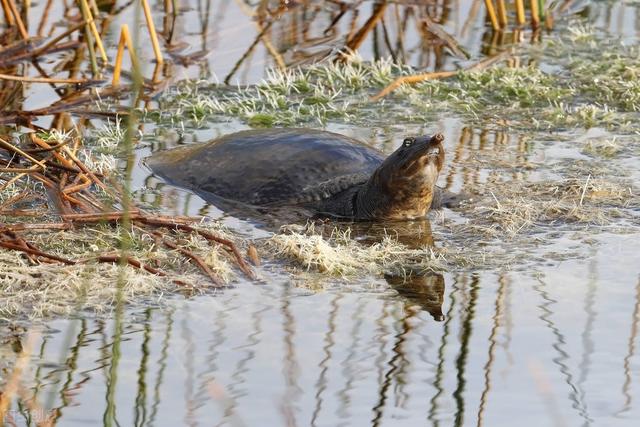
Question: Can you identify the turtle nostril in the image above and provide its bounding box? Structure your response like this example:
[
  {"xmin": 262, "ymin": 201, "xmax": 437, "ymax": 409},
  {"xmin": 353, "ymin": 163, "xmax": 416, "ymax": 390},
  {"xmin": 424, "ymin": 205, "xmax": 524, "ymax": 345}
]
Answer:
[{"xmin": 431, "ymin": 133, "xmax": 444, "ymax": 144}]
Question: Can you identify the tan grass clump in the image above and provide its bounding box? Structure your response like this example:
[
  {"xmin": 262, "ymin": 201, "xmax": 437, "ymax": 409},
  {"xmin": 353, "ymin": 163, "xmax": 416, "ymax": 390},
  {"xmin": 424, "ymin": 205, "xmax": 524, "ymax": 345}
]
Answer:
[
  {"xmin": 472, "ymin": 176, "xmax": 636, "ymax": 235},
  {"xmin": 266, "ymin": 224, "xmax": 446, "ymax": 277},
  {"xmin": 0, "ymin": 251, "xmax": 174, "ymax": 318},
  {"xmin": 0, "ymin": 222, "xmax": 240, "ymax": 318}
]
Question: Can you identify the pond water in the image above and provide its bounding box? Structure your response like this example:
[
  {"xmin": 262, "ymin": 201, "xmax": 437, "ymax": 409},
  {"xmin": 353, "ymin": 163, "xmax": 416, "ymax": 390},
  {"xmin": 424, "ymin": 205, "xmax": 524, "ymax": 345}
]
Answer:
[
  {"xmin": 2, "ymin": 1, "xmax": 640, "ymax": 426},
  {"xmin": 3, "ymin": 230, "xmax": 639, "ymax": 426}
]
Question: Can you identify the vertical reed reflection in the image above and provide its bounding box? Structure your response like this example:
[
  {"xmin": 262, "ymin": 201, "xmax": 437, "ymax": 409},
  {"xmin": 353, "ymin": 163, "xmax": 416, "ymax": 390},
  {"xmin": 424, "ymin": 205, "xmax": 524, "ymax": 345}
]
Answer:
[
  {"xmin": 428, "ymin": 272, "xmax": 460, "ymax": 426},
  {"xmin": 31, "ymin": 333, "xmax": 50, "ymax": 406},
  {"xmin": 336, "ymin": 297, "xmax": 368, "ymax": 424},
  {"xmin": 619, "ymin": 277, "xmax": 640, "ymax": 415},
  {"xmin": 149, "ymin": 309, "xmax": 174, "ymax": 427},
  {"xmin": 577, "ymin": 257, "xmax": 598, "ymax": 413},
  {"xmin": 280, "ymin": 283, "xmax": 301, "ymax": 427},
  {"xmin": 311, "ymin": 294, "xmax": 341, "ymax": 427},
  {"xmin": 477, "ymin": 273, "xmax": 509, "ymax": 427},
  {"xmin": 104, "ymin": 307, "xmax": 124, "ymax": 427},
  {"xmin": 181, "ymin": 308, "xmax": 197, "ymax": 427},
  {"xmin": 134, "ymin": 309, "xmax": 152, "ymax": 427},
  {"xmin": 533, "ymin": 276, "xmax": 593, "ymax": 425},
  {"xmin": 219, "ymin": 304, "xmax": 268, "ymax": 426},
  {"xmin": 452, "ymin": 274, "xmax": 479, "ymax": 427},
  {"xmin": 371, "ymin": 301, "xmax": 392, "ymax": 424},
  {"xmin": 56, "ymin": 319, "xmax": 88, "ymax": 417},
  {"xmin": 371, "ymin": 304, "xmax": 417, "ymax": 427}
]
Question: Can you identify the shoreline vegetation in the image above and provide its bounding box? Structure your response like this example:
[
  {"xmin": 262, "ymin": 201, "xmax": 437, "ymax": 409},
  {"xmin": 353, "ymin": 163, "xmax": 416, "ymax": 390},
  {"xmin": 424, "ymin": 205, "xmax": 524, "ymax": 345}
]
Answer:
[{"xmin": 1, "ymin": 2, "xmax": 639, "ymax": 319}]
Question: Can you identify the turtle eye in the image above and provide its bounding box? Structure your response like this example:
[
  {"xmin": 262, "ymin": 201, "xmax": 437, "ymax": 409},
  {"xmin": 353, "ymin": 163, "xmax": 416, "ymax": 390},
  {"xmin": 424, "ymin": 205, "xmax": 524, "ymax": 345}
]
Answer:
[{"xmin": 402, "ymin": 137, "xmax": 415, "ymax": 147}]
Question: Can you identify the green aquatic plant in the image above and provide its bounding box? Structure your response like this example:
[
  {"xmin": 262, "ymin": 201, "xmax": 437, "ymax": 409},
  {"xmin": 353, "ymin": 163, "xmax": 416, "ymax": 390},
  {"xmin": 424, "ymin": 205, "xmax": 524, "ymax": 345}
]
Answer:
[{"xmin": 153, "ymin": 22, "xmax": 640, "ymax": 134}]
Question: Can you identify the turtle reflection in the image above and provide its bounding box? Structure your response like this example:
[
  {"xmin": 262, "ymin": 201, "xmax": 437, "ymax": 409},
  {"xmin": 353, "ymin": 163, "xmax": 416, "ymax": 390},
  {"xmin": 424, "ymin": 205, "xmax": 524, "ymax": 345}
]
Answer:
[
  {"xmin": 385, "ymin": 270, "xmax": 445, "ymax": 321},
  {"xmin": 333, "ymin": 217, "xmax": 446, "ymax": 320}
]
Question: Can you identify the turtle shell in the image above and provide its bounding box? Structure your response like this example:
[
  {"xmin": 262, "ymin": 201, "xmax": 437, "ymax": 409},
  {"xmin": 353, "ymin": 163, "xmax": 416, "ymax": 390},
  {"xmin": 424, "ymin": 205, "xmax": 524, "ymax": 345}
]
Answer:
[{"xmin": 146, "ymin": 128, "xmax": 385, "ymax": 206}]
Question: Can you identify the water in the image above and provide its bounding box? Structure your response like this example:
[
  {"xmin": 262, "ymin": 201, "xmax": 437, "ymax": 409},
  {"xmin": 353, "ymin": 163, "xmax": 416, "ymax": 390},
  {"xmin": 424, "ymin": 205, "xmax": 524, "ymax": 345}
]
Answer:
[
  {"xmin": 3, "ymin": 1, "xmax": 640, "ymax": 426},
  {"xmin": 3, "ymin": 233, "xmax": 639, "ymax": 426}
]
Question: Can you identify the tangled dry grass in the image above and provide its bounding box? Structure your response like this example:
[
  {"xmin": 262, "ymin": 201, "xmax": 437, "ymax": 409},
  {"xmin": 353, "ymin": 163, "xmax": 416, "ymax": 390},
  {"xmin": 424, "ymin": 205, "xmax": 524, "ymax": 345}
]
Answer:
[
  {"xmin": 470, "ymin": 176, "xmax": 637, "ymax": 235},
  {"xmin": 266, "ymin": 224, "xmax": 447, "ymax": 277},
  {"xmin": 0, "ymin": 221, "xmax": 244, "ymax": 318}
]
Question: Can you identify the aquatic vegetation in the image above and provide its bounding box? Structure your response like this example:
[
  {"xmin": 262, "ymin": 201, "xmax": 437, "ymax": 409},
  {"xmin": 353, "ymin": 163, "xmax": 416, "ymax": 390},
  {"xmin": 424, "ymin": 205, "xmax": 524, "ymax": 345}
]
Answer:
[
  {"xmin": 0, "ymin": 221, "xmax": 240, "ymax": 318},
  {"xmin": 267, "ymin": 224, "xmax": 446, "ymax": 277},
  {"xmin": 466, "ymin": 175, "xmax": 637, "ymax": 235},
  {"xmin": 89, "ymin": 117, "xmax": 129, "ymax": 150},
  {"xmin": 156, "ymin": 27, "xmax": 640, "ymax": 133},
  {"xmin": 582, "ymin": 136, "xmax": 623, "ymax": 158}
]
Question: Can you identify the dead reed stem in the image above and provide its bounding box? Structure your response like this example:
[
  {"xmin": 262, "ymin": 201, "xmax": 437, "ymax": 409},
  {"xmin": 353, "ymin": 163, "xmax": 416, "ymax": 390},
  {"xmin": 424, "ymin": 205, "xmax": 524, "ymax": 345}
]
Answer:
[
  {"xmin": 1, "ymin": 0, "xmax": 14, "ymax": 26},
  {"xmin": 0, "ymin": 137, "xmax": 47, "ymax": 169},
  {"xmin": 0, "ymin": 240, "xmax": 77, "ymax": 264},
  {"xmin": 530, "ymin": 0, "xmax": 540, "ymax": 28},
  {"xmin": 496, "ymin": 0, "xmax": 508, "ymax": 27},
  {"xmin": 32, "ymin": 20, "xmax": 88, "ymax": 57},
  {"xmin": 373, "ymin": 71, "xmax": 457, "ymax": 100},
  {"xmin": 155, "ymin": 232, "xmax": 224, "ymax": 286},
  {"xmin": 6, "ymin": 0, "xmax": 28, "ymax": 39},
  {"xmin": 483, "ymin": 0, "xmax": 500, "ymax": 31},
  {"xmin": 515, "ymin": 0, "xmax": 526, "ymax": 25},
  {"xmin": 0, "ymin": 72, "xmax": 92, "ymax": 84},
  {"xmin": 141, "ymin": 0, "xmax": 164, "ymax": 64},
  {"xmin": 78, "ymin": 0, "xmax": 108, "ymax": 63},
  {"xmin": 112, "ymin": 24, "xmax": 139, "ymax": 86},
  {"xmin": 373, "ymin": 49, "xmax": 511, "ymax": 99},
  {"xmin": 0, "ymin": 332, "xmax": 38, "ymax": 420},
  {"xmin": 344, "ymin": 1, "xmax": 387, "ymax": 52}
]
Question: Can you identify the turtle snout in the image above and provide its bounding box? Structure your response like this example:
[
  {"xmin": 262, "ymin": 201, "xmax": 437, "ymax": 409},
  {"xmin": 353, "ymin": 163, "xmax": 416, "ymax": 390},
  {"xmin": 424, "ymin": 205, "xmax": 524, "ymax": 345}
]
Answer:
[{"xmin": 431, "ymin": 133, "xmax": 444, "ymax": 144}]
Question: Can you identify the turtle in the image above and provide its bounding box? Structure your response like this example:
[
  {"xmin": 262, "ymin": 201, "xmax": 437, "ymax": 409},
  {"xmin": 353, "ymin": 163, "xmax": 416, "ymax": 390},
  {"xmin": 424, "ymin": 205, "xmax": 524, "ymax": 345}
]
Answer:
[{"xmin": 145, "ymin": 128, "xmax": 454, "ymax": 221}]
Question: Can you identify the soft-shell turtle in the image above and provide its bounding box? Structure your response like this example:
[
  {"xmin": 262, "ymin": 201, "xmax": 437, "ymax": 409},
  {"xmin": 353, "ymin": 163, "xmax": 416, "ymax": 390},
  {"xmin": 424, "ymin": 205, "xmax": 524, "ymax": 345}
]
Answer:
[{"xmin": 146, "ymin": 128, "xmax": 448, "ymax": 221}]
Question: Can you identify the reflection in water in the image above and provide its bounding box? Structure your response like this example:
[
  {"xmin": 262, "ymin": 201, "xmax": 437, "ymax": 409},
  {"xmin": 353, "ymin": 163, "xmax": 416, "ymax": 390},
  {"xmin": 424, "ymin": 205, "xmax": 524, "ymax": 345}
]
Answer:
[
  {"xmin": 619, "ymin": 277, "xmax": 640, "ymax": 416},
  {"xmin": 385, "ymin": 271, "xmax": 445, "ymax": 321},
  {"xmin": 371, "ymin": 301, "xmax": 417, "ymax": 427},
  {"xmin": 104, "ymin": 306, "xmax": 124, "ymax": 427},
  {"xmin": 453, "ymin": 274, "xmax": 479, "ymax": 427},
  {"xmin": 477, "ymin": 273, "xmax": 509, "ymax": 427},
  {"xmin": 148, "ymin": 310, "xmax": 173, "ymax": 427},
  {"xmin": 577, "ymin": 256, "xmax": 598, "ymax": 419},
  {"xmin": 311, "ymin": 294, "xmax": 340, "ymax": 427},
  {"xmin": 428, "ymin": 272, "xmax": 459, "ymax": 427},
  {"xmin": 1, "ymin": 255, "xmax": 640, "ymax": 425},
  {"xmin": 534, "ymin": 276, "xmax": 593, "ymax": 425},
  {"xmin": 280, "ymin": 283, "xmax": 301, "ymax": 427}
]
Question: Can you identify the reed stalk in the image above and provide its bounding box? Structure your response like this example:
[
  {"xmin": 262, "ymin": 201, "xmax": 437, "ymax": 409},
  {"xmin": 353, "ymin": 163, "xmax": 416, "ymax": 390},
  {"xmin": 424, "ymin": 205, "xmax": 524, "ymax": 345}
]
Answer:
[
  {"xmin": 6, "ymin": 0, "xmax": 28, "ymax": 39},
  {"xmin": 496, "ymin": 0, "xmax": 508, "ymax": 28},
  {"xmin": 141, "ymin": 0, "xmax": 164, "ymax": 64},
  {"xmin": 0, "ymin": 73, "xmax": 91, "ymax": 84},
  {"xmin": 1, "ymin": 0, "xmax": 15, "ymax": 26},
  {"xmin": 78, "ymin": 0, "xmax": 107, "ymax": 63},
  {"xmin": 530, "ymin": 0, "xmax": 540, "ymax": 28},
  {"xmin": 77, "ymin": 0, "xmax": 98, "ymax": 75},
  {"xmin": 112, "ymin": 24, "xmax": 140, "ymax": 86},
  {"xmin": 483, "ymin": 0, "xmax": 500, "ymax": 31},
  {"xmin": 515, "ymin": 0, "xmax": 526, "ymax": 25}
]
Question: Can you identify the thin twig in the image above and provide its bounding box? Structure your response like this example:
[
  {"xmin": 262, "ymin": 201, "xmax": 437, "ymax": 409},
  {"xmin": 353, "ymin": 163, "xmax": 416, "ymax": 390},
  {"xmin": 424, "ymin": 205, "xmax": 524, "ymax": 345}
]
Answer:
[
  {"xmin": 6, "ymin": 0, "xmax": 28, "ymax": 39},
  {"xmin": 0, "ymin": 72, "xmax": 95, "ymax": 84},
  {"xmin": 372, "ymin": 49, "xmax": 512, "ymax": 100},
  {"xmin": 579, "ymin": 174, "xmax": 591, "ymax": 206},
  {"xmin": 0, "ymin": 240, "xmax": 76, "ymax": 264},
  {"xmin": 156, "ymin": 233, "xmax": 223, "ymax": 286}
]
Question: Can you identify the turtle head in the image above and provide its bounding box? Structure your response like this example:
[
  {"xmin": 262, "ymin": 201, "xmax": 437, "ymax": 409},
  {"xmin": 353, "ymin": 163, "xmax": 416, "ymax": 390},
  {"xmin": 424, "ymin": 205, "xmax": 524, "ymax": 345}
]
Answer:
[{"xmin": 357, "ymin": 133, "xmax": 445, "ymax": 220}]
